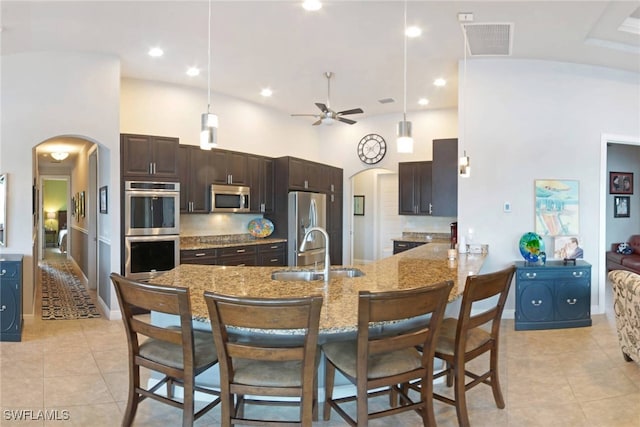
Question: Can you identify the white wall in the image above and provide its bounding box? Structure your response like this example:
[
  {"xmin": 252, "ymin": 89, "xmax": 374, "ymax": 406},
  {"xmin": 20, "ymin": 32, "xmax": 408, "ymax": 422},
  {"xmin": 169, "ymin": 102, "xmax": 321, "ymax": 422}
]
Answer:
[
  {"xmin": 458, "ymin": 59, "xmax": 640, "ymax": 314},
  {"xmin": 1, "ymin": 51, "xmax": 121, "ymax": 315}
]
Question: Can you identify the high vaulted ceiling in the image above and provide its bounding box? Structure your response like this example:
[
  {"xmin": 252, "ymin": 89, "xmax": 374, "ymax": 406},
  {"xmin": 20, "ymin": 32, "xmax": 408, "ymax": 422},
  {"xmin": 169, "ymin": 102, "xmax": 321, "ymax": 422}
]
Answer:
[{"xmin": 2, "ymin": 1, "xmax": 639, "ymax": 122}]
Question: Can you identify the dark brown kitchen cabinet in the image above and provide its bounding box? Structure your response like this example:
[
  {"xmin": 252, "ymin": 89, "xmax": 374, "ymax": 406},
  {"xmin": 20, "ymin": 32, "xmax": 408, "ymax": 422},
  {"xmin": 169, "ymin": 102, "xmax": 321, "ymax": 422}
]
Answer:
[
  {"xmin": 322, "ymin": 166, "xmax": 343, "ymax": 194},
  {"xmin": 121, "ymin": 134, "xmax": 179, "ymax": 180},
  {"xmin": 210, "ymin": 149, "xmax": 248, "ymax": 185},
  {"xmin": 257, "ymin": 242, "xmax": 286, "ymax": 266},
  {"xmin": 247, "ymin": 155, "xmax": 274, "ymax": 214},
  {"xmin": 178, "ymin": 145, "xmax": 211, "ymax": 213},
  {"xmin": 398, "ymin": 161, "xmax": 432, "ymax": 215},
  {"xmin": 431, "ymin": 138, "xmax": 458, "ymax": 216},
  {"xmin": 216, "ymin": 245, "xmax": 258, "ymax": 267},
  {"xmin": 288, "ymin": 157, "xmax": 322, "ymax": 191},
  {"xmin": 327, "ymin": 192, "xmax": 343, "ymax": 265},
  {"xmin": 180, "ymin": 248, "xmax": 217, "ymax": 265}
]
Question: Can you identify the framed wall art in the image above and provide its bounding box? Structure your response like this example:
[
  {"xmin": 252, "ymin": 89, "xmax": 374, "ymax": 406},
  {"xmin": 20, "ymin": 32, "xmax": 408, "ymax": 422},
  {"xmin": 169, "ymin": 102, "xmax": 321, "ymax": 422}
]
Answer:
[
  {"xmin": 614, "ymin": 196, "xmax": 630, "ymax": 218},
  {"xmin": 353, "ymin": 195, "xmax": 365, "ymax": 216},
  {"xmin": 610, "ymin": 172, "xmax": 633, "ymax": 194},
  {"xmin": 80, "ymin": 191, "xmax": 85, "ymax": 218},
  {"xmin": 534, "ymin": 179, "xmax": 579, "ymax": 237},
  {"xmin": 99, "ymin": 186, "xmax": 108, "ymax": 214}
]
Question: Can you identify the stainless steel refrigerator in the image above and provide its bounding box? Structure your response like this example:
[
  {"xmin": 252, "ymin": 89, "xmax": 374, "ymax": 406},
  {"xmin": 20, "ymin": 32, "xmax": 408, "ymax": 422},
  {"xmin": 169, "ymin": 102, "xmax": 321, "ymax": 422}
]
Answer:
[{"xmin": 288, "ymin": 191, "xmax": 327, "ymax": 266}]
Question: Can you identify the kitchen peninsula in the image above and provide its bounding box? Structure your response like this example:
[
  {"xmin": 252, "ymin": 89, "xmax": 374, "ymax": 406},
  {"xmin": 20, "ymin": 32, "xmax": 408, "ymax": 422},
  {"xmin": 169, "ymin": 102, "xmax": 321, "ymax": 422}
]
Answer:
[{"xmin": 153, "ymin": 242, "xmax": 487, "ymax": 333}]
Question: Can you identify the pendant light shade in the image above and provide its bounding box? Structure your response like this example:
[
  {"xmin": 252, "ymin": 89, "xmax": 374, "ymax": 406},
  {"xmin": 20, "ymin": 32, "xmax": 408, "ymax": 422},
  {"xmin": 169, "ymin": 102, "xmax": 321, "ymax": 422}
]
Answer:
[
  {"xmin": 396, "ymin": 120, "xmax": 413, "ymax": 153},
  {"xmin": 396, "ymin": 1, "xmax": 413, "ymax": 153},
  {"xmin": 200, "ymin": 0, "xmax": 218, "ymax": 150},
  {"xmin": 200, "ymin": 112, "xmax": 218, "ymax": 150},
  {"xmin": 459, "ymin": 151, "xmax": 470, "ymax": 177}
]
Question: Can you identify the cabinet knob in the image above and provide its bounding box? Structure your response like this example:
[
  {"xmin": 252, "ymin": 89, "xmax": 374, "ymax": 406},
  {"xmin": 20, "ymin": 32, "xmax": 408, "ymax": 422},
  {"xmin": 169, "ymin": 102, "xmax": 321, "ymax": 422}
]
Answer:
[
  {"xmin": 525, "ymin": 272, "xmax": 537, "ymax": 279},
  {"xmin": 566, "ymin": 298, "xmax": 577, "ymax": 305},
  {"xmin": 531, "ymin": 300, "xmax": 543, "ymax": 306},
  {"xmin": 0, "ymin": 269, "xmax": 5, "ymax": 276},
  {"xmin": 0, "ymin": 305, "xmax": 6, "ymax": 312},
  {"xmin": 572, "ymin": 271, "xmax": 584, "ymax": 278}
]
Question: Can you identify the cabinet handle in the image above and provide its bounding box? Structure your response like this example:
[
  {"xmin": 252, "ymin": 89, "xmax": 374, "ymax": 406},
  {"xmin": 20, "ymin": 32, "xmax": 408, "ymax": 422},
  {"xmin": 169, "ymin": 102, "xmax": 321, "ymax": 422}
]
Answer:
[
  {"xmin": 270, "ymin": 245, "xmax": 278, "ymax": 249},
  {"xmin": 566, "ymin": 298, "xmax": 577, "ymax": 305},
  {"xmin": 229, "ymin": 174, "xmax": 233, "ymax": 184},
  {"xmin": 194, "ymin": 253, "xmax": 206, "ymax": 257},
  {"xmin": 531, "ymin": 300, "xmax": 543, "ymax": 306},
  {"xmin": 270, "ymin": 258, "xmax": 278, "ymax": 262},
  {"xmin": 304, "ymin": 180, "xmax": 309, "ymax": 189},
  {"xmin": 261, "ymin": 203, "xmax": 265, "ymax": 212},
  {"xmin": 429, "ymin": 203, "xmax": 433, "ymax": 215},
  {"xmin": 0, "ymin": 305, "xmax": 6, "ymax": 312},
  {"xmin": 397, "ymin": 244, "xmax": 407, "ymax": 247},
  {"xmin": 572, "ymin": 271, "xmax": 584, "ymax": 278},
  {"xmin": 149, "ymin": 163, "xmax": 153, "ymax": 174},
  {"xmin": 0, "ymin": 269, "xmax": 5, "ymax": 276},
  {"xmin": 237, "ymin": 263, "xmax": 246, "ymax": 267},
  {"xmin": 331, "ymin": 194, "xmax": 335, "ymax": 203},
  {"xmin": 525, "ymin": 272, "xmax": 537, "ymax": 279},
  {"xmin": 236, "ymin": 249, "xmax": 246, "ymax": 253},
  {"xmin": 154, "ymin": 163, "xmax": 157, "ymax": 174},
  {"xmin": 331, "ymin": 184, "xmax": 335, "ymax": 192}
]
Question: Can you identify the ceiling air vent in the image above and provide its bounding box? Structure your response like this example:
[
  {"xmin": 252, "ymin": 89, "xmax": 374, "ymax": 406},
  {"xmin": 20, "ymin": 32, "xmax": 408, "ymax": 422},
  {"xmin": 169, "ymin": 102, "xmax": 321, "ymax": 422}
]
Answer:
[
  {"xmin": 378, "ymin": 98, "xmax": 395, "ymax": 104},
  {"xmin": 462, "ymin": 23, "xmax": 513, "ymax": 56}
]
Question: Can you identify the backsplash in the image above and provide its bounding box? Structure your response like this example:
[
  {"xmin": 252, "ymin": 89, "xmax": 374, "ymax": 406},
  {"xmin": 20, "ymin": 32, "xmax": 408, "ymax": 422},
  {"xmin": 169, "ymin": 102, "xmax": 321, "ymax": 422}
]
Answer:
[
  {"xmin": 180, "ymin": 213, "xmax": 263, "ymax": 237},
  {"xmin": 401, "ymin": 215, "xmax": 456, "ymax": 234}
]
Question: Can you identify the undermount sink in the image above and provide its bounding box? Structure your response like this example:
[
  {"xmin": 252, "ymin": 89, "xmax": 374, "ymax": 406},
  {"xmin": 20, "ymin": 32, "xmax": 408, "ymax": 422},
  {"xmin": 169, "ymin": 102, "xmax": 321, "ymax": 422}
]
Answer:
[{"xmin": 270, "ymin": 268, "xmax": 365, "ymax": 282}]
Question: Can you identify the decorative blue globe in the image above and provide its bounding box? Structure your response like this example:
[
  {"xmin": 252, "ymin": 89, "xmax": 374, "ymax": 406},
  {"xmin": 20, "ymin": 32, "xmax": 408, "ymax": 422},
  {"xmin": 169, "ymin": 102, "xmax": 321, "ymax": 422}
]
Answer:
[{"xmin": 519, "ymin": 232, "xmax": 545, "ymax": 262}]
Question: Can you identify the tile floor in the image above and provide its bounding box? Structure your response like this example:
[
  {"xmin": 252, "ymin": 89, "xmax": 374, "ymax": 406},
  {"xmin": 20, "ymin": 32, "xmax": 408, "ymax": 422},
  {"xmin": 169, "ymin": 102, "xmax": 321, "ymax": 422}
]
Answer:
[{"xmin": 1, "ymin": 260, "xmax": 639, "ymax": 426}]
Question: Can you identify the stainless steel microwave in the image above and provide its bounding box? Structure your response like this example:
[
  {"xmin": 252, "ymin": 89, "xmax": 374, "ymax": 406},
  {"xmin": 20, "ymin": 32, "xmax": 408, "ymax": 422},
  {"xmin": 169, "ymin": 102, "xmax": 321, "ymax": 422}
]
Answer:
[{"xmin": 210, "ymin": 184, "xmax": 250, "ymax": 213}]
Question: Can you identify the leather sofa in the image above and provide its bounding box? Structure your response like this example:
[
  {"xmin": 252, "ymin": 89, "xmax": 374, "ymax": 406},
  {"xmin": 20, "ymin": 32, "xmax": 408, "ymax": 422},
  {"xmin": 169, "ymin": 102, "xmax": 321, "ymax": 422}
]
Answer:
[
  {"xmin": 606, "ymin": 234, "xmax": 640, "ymax": 274},
  {"xmin": 607, "ymin": 270, "xmax": 640, "ymax": 363}
]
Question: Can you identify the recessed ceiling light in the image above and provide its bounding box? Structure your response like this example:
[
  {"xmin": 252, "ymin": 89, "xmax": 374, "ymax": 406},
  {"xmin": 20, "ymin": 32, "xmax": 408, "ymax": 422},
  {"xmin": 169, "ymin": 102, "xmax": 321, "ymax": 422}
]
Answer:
[
  {"xmin": 186, "ymin": 67, "xmax": 200, "ymax": 77},
  {"xmin": 418, "ymin": 98, "xmax": 430, "ymax": 106},
  {"xmin": 405, "ymin": 26, "xmax": 422, "ymax": 38},
  {"xmin": 302, "ymin": 0, "xmax": 322, "ymax": 12},
  {"xmin": 148, "ymin": 47, "xmax": 164, "ymax": 57},
  {"xmin": 434, "ymin": 78, "xmax": 447, "ymax": 87},
  {"xmin": 260, "ymin": 88, "xmax": 273, "ymax": 97}
]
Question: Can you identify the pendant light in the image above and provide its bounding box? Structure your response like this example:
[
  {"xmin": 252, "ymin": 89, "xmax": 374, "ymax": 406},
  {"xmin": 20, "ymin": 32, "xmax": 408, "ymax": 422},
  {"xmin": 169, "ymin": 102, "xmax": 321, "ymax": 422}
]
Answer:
[
  {"xmin": 459, "ymin": 22, "xmax": 471, "ymax": 177},
  {"xmin": 200, "ymin": 0, "xmax": 218, "ymax": 150},
  {"xmin": 397, "ymin": 0, "xmax": 413, "ymax": 153}
]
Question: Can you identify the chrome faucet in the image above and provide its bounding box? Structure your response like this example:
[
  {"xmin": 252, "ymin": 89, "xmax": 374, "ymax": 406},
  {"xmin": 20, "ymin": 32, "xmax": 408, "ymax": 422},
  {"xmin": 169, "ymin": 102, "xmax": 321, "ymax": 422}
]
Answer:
[{"xmin": 299, "ymin": 226, "xmax": 330, "ymax": 282}]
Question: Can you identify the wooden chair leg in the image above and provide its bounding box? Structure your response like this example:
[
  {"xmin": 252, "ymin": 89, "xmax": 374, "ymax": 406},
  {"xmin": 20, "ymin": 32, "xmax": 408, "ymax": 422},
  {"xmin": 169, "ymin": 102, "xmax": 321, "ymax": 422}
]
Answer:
[
  {"xmin": 220, "ymin": 389, "xmax": 233, "ymax": 427},
  {"xmin": 122, "ymin": 365, "xmax": 140, "ymax": 427},
  {"xmin": 166, "ymin": 377, "xmax": 174, "ymax": 398},
  {"xmin": 323, "ymin": 359, "xmax": 335, "ymax": 421},
  {"xmin": 454, "ymin": 361, "xmax": 471, "ymax": 427},
  {"xmin": 489, "ymin": 348, "xmax": 505, "ymax": 409},
  {"xmin": 445, "ymin": 360, "xmax": 454, "ymax": 387},
  {"xmin": 420, "ymin": 375, "xmax": 437, "ymax": 427},
  {"xmin": 182, "ymin": 381, "xmax": 195, "ymax": 427},
  {"xmin": 356, "ymin": 380, "xmax": 369, "ymax": 427},
  {"xmin": 312, "ymin": 370, "xmax": 319, "ymax": 421}
]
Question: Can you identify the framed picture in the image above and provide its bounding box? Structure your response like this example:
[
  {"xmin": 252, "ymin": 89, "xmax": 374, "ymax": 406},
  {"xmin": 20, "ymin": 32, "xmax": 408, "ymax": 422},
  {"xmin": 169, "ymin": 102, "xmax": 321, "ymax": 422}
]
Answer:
[
  {"xmin": 610, "ymin": 172, "xmax": 633, "ymax": 194},
  {"xmin": 614, "ymin": 196, "xmax": 630, "ymax": 218},
  {"xmin": 99, "ymin": 186, "xmax": 108, "ymax": 214},
  {"xmin": 80, "ymin": 191, "xmax": 85, "ymax": 218},
  {"xmin": 553, "ymin": 235, "xmax": 584, "ymax": 259},
  {"xmin": 534, "ymin": 179, "xmax": 579, "ymax": 236},
  {"xmin": 353, "ymin": 195, "xmax": 365, "ymax": 216}
]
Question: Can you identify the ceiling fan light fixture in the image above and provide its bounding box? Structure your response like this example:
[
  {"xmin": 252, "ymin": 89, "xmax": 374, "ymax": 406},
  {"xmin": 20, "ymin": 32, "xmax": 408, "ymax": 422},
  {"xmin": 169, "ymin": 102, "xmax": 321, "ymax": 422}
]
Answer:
[
  {"xmin": 396, "ymin": 120, "xmax": 413, "ymax": 153},
  {"xmin": 51, "ymin": 152, "xmax": 69, "ymax": 161}
]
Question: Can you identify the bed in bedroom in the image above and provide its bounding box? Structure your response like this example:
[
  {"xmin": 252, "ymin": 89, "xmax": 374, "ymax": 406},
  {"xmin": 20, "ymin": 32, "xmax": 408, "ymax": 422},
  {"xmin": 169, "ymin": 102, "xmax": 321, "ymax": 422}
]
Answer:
[{"xmin": 58, "ymin": 210, "xmax": 68, "ymax": 253}]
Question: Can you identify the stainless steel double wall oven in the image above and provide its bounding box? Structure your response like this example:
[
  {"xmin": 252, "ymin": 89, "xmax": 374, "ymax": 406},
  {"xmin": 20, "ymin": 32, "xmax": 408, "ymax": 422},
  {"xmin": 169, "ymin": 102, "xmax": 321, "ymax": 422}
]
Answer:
[{"xmin": 124, "ymin": 181, "xmax": 180, "ymax": 281}]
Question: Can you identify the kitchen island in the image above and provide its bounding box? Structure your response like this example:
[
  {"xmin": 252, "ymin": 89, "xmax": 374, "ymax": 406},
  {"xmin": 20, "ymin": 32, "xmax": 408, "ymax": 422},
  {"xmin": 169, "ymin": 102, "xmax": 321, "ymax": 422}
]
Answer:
[{"xmin": 152, "ymin": 242, "xmax": 487, "ymax": 334}]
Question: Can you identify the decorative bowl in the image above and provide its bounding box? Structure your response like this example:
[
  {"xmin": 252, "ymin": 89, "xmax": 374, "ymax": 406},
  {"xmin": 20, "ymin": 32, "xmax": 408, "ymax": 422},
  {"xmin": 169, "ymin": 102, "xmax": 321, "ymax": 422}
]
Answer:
[
  {"xmin": 519, "ymin": 232, "xmax": 545, "ymax": 262},
  {"xmin": 248, "ymin": 218, "xmax": 274, "ymax": 238}
]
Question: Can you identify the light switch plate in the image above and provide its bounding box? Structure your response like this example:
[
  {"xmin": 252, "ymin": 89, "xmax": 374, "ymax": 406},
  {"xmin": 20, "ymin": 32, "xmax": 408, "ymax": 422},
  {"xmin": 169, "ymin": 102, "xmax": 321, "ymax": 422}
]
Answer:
[{"xmin": 504, "ymin": 202, "xmax": 511, "ymax": 213}]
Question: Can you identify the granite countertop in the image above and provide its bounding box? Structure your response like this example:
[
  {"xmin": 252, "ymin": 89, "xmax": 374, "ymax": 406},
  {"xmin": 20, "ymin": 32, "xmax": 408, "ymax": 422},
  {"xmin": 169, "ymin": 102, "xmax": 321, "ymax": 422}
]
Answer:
[
  {"xmin": 152, "ymin": 243, "xmax": 486, "ymax": 334},
  {"xmin": 392, "ymin": 231, "xmax": 451, "ymax": 244},
  {"xmin": 181, "ymin": 234, "xmax": 287, "ymax": 250}
]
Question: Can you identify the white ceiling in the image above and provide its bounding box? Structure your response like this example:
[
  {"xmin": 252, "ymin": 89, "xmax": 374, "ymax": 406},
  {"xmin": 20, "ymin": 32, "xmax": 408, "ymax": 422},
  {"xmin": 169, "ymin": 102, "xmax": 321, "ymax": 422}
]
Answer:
[{"xmin": 2, "ymin": 1, "xmax": 639, "ymax": 123}]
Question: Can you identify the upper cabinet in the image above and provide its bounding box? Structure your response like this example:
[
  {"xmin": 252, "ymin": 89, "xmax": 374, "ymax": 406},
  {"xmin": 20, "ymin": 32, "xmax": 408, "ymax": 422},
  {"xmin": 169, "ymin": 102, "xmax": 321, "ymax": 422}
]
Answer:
[
  {"xmin": 431, "ymin": 138, "xmax": 458, "ymax": 217},
  {"xmin": 398, "ymin": 138, "xmax": 458, "ymax": 216},
  {"xmin": 179, "ymin": 145, "xmax": 211, "ymax": 213},
  {"xmin": 287, "ymin": 157, "xmax": 323, "ymax": 191},
  {"xmin": 210, "ymin": 149, "xmax": 248, "ymax": 185},
  {"xmin": 247, "ymin": 154, "xmax": 274, "ymax": 214},
  {"xmin": 398, "ymin": 161, "xmax": 433, "ymax": 215},
  {"xmin": 121, "ymin": 134, "xmax": 180, "ymax": 181}
]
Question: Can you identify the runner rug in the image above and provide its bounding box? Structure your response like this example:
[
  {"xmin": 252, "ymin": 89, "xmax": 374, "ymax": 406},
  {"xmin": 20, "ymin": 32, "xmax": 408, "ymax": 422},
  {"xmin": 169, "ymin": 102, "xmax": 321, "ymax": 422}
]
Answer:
[{"xmin": 41, "ymin": 260, "xmax": 101, "ymax": 320}]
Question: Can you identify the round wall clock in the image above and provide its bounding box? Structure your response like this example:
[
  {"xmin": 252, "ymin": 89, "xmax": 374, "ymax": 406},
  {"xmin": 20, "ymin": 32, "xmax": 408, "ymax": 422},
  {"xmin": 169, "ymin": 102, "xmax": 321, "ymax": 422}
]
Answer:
[{"xmin": 357, "ymin": 134, "xmax": 387, "ymax": 164}]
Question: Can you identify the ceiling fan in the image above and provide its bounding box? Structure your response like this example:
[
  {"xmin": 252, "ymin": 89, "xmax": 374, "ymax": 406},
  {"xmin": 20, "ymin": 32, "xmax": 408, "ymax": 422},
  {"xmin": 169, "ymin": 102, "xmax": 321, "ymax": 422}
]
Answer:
[{"xmin": 291, "ymin": 72, "xmax": 364, "ymax": 126}]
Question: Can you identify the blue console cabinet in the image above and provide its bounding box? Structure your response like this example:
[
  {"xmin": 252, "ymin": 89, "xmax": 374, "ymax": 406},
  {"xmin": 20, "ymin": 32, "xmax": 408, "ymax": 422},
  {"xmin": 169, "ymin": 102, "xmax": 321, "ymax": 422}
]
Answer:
[
  {"xmin": 0, "ymin": 254, "xmax": 23, "ymax": 341},
  {"xmin": 515, "ymin": 260, "xmax": 591, "ymax": 331}
]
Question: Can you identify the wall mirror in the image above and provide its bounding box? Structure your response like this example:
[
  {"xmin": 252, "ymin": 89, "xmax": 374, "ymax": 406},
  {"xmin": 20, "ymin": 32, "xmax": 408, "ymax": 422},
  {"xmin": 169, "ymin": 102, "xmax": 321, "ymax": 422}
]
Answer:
[{"xmin": 0, "ymin": 173, "xmax": 6, "ymax": 246}]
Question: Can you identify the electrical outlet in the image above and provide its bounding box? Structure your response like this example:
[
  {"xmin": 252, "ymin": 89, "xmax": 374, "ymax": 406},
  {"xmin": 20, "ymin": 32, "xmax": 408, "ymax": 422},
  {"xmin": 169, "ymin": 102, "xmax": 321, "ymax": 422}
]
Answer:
[{"xmin": 504, "ymin": 202, "xmax": 511, "ymax": 213}]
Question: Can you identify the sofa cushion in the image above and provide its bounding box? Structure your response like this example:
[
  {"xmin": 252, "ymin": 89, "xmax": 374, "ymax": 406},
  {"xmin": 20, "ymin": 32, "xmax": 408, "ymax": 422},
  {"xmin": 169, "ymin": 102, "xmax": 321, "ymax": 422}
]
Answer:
[
  {"xmin": 621, "ymin": 257, "xmax": 640, "ymax": 271},
  {"xmin": 628, "ymin": 235, "xmax": 640, "ymax": 253}
]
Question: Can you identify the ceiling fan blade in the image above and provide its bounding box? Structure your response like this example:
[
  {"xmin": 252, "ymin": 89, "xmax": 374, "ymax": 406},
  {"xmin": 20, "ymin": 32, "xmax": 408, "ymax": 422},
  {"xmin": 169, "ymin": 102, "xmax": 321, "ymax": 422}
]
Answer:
[
  {"xmin": 312, "ymin": 119, "xmax": 323, "ymax": 126},
  {"xmin": 337, "ymin": 108, "xmax": 364, "ymax": 116},
  {"xmin": 315, "ymin": 103, "xmax": 329, "ymax": 113},
  {"xmin": 338, "ymin": 117, "xmax": 357, "ymax": 125},
  {"xmin": 291, "ymin": 113, "xmax": 319, "ymax": 117}
]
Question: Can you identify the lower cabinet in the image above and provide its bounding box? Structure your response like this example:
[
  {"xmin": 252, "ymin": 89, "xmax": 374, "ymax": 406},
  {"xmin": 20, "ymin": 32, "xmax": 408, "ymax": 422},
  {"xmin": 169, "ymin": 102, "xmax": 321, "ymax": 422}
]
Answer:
[
  {"xmin": 1, "ymin": 254, "xmax": 23, "ymax": 342},
  {"xmin": 393, "ymin": 241, "xmax": 426, "ymax": 255},
  {"xmin": 515, "ymin": 260, "xmax": 591, "ymax": 330},
  {"xmin": 180, "ymin": 241, "xmax": 286, "ymax": 267}
]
